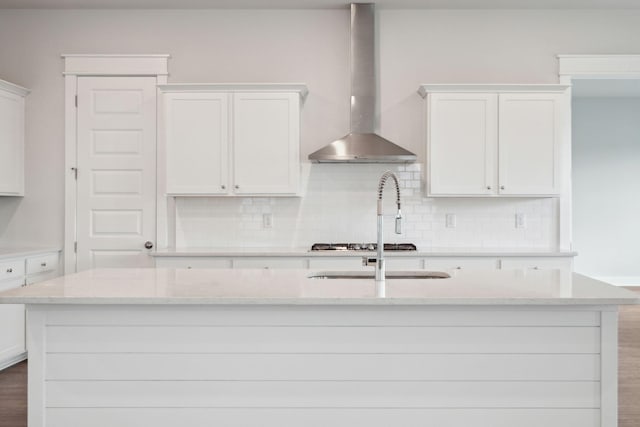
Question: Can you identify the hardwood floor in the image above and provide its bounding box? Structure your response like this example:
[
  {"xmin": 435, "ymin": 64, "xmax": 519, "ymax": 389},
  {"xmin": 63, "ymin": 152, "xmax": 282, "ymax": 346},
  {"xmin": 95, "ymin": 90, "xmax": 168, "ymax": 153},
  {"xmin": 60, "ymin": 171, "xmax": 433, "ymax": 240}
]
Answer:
[
  {"xmin": 619, "ymin": 286, "xmax": 640, "ymax": 427},
  {"xmin": 0, "ymin": 291, "xmax": 638, "ymax": 427},
  {"xmin": 0, "ymin": 359, "xmax": 26, "ymax": 427}
]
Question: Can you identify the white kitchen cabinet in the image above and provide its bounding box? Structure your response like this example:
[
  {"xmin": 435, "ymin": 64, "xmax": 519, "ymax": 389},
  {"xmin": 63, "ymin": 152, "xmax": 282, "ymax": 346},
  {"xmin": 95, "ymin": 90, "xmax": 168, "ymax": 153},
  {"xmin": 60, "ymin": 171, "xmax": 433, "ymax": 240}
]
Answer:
[
  {"xmin": 0, "ymin": 271, "xmax": 25, "ymax": 371},
  {"xmin": 427, "ymin": 93, "xmax": 498, "ymax": 195},
  {"xmin": 425, "ymin": 257, "xmax": 499, "ymax": 271},
  {"xmin": 164, "ymin": 92, "xmax": 229, "ymax": 195},
  {"xmin": 309, "ymin": 257, "xmax": 423, "ymax": 271},
  {"xmin": 232, "ymin": 92, "xmax": 300, "ymax": 195},
  {"xmin": 0, "ymin": 249, "xmax": 60, "ymax": 370},
  {"xmin": 500, "ymin": 257, "xmax": 573, "ymax": 271},
  {"xmin": 420, "ymin": 85, "xmax": 567, "ymax": 197},
  {"xmin": 498, "ymin": 93, "xmax": 563, "ymax": 195},
  {"xmin": 0, "ymin": 79, "xmax": 29, "ymax": 196},
  {"xmin": 155, "ymin": 257, "xmax": 232, "ymax": 269},
  {"xmin": 161, "ymin": 84, "xmax": 306, "ymax": 197},
  {"xmin": 233, "ymin": 258, "xmax": 307, "ymax": 269}
]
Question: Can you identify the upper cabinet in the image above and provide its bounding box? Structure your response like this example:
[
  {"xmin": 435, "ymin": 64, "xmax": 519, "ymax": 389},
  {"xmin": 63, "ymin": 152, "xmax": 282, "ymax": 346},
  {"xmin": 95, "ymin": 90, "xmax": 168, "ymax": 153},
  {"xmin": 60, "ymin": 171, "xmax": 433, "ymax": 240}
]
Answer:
[
  {"xmin": 418, "ymin": 84, "xmax": 568, "ymax": 197},
  {"xmin": 160, "ymin": 84, "xmax": 307, "ymax": 197},
  {"xmin": 0, "ymin": 79, "xmax": 29, "ymax": 196}
]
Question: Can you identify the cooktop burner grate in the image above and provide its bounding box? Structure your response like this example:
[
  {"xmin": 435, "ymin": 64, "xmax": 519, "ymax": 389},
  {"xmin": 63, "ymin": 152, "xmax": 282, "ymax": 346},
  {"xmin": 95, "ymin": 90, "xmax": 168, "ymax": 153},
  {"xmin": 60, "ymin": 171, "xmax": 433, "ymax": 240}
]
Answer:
[{"xmin": 310, "ymin": 243, "xmax": 417, "ymax": 252}]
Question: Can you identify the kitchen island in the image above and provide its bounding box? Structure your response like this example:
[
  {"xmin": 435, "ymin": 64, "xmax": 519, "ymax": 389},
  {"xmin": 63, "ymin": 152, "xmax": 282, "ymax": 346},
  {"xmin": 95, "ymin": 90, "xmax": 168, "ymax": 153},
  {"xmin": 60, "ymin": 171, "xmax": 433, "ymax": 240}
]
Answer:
[{"xmin": 0, "ymin": 268, "xmax": 637, "ymax": 427}]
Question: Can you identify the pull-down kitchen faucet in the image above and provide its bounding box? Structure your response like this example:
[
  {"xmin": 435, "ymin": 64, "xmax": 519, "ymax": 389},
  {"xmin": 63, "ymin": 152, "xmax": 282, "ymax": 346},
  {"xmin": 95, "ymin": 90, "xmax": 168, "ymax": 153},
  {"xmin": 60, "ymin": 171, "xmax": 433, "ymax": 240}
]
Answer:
[{"xmin": 375, "ymin": 171, "xmax": 402, "ymax": 296}]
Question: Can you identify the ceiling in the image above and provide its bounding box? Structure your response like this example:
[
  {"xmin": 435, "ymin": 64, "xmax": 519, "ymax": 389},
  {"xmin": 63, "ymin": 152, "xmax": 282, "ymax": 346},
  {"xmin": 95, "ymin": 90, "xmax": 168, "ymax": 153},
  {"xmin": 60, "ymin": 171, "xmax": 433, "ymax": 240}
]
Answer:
[
  {"xmin": 572, "ymin": 79, "xmax": 640, "ymax": 98},
  {"xmin": 1, "ymin": 0, "xmax": 640, "ymax": 8}
]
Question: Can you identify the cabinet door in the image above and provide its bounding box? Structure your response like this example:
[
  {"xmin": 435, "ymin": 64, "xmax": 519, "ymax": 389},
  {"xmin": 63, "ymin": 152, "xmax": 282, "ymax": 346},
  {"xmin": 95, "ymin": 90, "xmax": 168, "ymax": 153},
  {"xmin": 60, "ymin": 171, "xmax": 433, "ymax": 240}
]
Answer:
[
  {"xmin": 232, "ymin": 92, "xmax": 300, "ymax": 195},
  {"xmin": 427, "ymin": 93, "xmax": 497, "ymax": 196},
  {"xmin": 498, "ymin": 93, "xmax": 563, "ymax": 195},
  {"xmin": 0, "ymin": 89, "xmax": 24, "ymax": 196},
  {"xmin": 164, "ymin": 92, "xmax": 229, "ymax": 194},
  {"xmin": 0, "ymin": 278, "xmax": 25, "ymax": 367}
]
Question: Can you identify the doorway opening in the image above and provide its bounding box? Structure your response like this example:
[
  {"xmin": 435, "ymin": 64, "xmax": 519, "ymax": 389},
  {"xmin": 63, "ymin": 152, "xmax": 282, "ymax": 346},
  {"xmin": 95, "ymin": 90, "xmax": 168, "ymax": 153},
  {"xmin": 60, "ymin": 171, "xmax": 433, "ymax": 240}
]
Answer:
[{"xmin": 572, "ymin": 78, "xmax": 640, "ymax": 285}]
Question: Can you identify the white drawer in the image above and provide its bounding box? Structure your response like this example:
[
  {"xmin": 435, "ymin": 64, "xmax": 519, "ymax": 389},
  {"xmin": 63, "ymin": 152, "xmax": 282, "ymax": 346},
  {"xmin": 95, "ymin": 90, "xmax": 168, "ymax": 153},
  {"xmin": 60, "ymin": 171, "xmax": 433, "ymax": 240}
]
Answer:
[
  {"xmin": 0, "ymin": 258, "xmax": 25, "ymax": 282},
  {"xmin": 156, "ymin": 258, "xmax": 232, "ymax": 269},
  {"xmin": 26, "ymin": 253, "xmax": 59, "ymax": 275},
  {"xmin": 425, "ymin": 257, "xmax": 499, "ymax": 271},
  {"xmin": 500, "ymin": 257, "xmax": 573, "ymax": 271},
  {"xmin": 232, "ymin": 258, "xmax": 307, "ymax": 269},
  {"xmin": 309, "ymin": 257, "xmax": 423, "ymax": 271}
]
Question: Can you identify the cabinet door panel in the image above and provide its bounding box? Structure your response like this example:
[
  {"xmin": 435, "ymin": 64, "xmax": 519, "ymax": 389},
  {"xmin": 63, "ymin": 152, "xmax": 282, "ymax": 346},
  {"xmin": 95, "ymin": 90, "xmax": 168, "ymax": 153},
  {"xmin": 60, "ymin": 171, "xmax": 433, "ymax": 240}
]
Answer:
[
  {"xmin": 0, "ymin": 278, "xmax": 25, "ymax": 365},
  {"xmin": 428, "ymin": 93, "xmax": 497, "ymax": 195},
  {"xmin": 498, "ymin": 94, "xmax": 563, "ymax": 195},
  {"xmin": 165, "ymin": 93, "xmax": 229, "ymax": 194},
  {"xmin": 0, "ymin": 90, "xmax": 24, "ymax": 195},
  {"xmin": 232, "ymin": 93, "xmax": 299, "ymax": 195}
]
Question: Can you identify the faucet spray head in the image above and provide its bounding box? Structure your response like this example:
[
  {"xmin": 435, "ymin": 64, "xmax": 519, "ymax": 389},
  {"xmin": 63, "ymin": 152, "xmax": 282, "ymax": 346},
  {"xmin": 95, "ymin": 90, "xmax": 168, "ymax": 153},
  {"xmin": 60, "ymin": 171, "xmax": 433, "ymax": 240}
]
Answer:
[{"xmin": 395, "ymin": 209, "xmax": 402, "ymax": 234}]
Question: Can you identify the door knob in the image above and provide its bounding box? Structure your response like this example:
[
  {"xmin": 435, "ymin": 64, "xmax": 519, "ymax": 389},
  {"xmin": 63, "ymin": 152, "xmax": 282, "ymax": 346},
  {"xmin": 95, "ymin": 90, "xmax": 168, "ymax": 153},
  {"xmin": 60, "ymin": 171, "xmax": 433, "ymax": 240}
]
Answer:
[{"xmin": 144, "ymin": 241, "xmax": 154, "ymax": 249}]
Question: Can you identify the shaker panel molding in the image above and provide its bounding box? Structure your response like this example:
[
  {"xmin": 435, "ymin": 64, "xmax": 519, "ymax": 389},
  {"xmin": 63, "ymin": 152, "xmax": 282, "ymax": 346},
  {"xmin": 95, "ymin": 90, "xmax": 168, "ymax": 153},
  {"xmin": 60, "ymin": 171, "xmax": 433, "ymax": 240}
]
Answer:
[{"xmin": 0, "ymin": 79, "xmax": 29, "ymax": 196}]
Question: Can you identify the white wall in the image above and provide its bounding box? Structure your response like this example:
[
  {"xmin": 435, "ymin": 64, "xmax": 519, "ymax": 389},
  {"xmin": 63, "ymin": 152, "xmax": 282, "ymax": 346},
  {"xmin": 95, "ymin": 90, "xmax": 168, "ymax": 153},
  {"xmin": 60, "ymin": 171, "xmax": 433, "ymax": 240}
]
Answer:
[
  {"xmin": 0, "ymin": 9, "xmax": 349, "ymax": 246},
  {"xmin": 572, "ymin": 97, "xmax": 640, "ymax": 283},
  {"xmin": 1, "ymin": 9, "xmax": 640, "ymax": 248}
]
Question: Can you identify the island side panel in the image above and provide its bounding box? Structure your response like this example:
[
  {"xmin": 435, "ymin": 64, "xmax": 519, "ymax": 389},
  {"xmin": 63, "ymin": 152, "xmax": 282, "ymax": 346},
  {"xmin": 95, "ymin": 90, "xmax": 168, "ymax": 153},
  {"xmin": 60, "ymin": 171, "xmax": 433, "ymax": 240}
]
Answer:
[
  {"xmin": 600, "ymin": 309, "xmax": 619, "ymax": 427},
  {"xmin": 26, "ymin": 306, "xmax": 46, "ymax": 427},
  {"xmin": 30, "ymin": 304, "xmax": 607, "ymax": 427}
]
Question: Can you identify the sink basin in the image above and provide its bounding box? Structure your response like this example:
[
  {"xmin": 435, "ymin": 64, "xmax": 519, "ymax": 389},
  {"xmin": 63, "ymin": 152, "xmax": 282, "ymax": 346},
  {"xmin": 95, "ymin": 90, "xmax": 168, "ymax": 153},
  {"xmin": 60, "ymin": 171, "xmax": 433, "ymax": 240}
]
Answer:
[{"xmin": 308, "ymin": 271, "xmax": 451, "ymax": 279}]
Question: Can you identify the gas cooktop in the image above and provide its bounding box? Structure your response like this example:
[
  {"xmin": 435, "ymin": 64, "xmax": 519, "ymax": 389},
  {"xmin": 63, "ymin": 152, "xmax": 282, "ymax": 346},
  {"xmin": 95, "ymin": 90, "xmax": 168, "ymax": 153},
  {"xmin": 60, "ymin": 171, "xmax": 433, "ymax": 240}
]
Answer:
[{"xmin": 310, "ymin": 243, "xmax": 417, "ymax": 252}]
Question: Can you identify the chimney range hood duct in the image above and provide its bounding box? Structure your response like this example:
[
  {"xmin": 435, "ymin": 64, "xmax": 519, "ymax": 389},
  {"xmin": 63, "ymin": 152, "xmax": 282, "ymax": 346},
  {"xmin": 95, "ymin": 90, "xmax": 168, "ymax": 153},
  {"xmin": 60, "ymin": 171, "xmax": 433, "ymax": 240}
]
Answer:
[{"xmin": 308, "ymin": 3, "xmax": 417, "ymax": 163}]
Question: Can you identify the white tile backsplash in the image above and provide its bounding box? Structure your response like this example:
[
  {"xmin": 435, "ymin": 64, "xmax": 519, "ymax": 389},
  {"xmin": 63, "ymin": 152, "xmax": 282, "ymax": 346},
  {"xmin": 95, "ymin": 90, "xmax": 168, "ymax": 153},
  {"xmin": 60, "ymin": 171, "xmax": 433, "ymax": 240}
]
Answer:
[{"xmin": 175, "ymin": 163, "xmax": 558, "ymax": 250}]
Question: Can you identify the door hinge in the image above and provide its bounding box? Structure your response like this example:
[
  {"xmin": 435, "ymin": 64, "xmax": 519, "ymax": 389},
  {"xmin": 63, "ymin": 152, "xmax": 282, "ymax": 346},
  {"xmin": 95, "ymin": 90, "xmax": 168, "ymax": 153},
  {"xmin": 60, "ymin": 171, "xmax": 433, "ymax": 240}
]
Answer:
[
  {"xmin": 71, "ymin": 167, "xmax": 78, "ymax": 180},
  {"xmin": 74, "ymin": 241, "xmax": 77, "ymax": 253},
  {"xmin": 75, "ymin": 95, "xmax": 78, "ymax": 108}
]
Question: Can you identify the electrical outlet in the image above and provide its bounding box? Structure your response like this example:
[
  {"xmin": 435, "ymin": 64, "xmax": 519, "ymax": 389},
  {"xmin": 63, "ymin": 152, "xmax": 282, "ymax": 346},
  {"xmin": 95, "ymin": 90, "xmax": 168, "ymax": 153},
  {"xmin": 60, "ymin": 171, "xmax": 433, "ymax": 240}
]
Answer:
[
  {"xmin": 262, "ymin": 213, "xmax": 273, "ymax": 229},
  {"xmin": 515, "ymin": 213, "xmax": 526, "ymax": 229},
  {"xmin": 445, "ymin": 213, "xmax": 456, "ymax": 228}
]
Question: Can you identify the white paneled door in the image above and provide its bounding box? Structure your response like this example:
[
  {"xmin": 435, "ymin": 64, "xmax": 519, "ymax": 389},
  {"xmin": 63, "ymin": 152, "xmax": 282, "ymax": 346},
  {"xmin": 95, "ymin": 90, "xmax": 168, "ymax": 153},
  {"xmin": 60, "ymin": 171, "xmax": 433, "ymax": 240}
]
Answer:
[{"xmin": 76, "ymin": 77, "xmax": 157, "ymax": 271}]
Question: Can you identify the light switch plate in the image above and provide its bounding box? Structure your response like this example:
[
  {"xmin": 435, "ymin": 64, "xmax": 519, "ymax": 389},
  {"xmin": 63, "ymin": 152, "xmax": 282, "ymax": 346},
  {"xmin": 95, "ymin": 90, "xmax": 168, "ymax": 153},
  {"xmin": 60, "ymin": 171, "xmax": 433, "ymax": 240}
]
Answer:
[{"xmin": 515, "ymin": 213, "xmax": 526, "ymax": 229}]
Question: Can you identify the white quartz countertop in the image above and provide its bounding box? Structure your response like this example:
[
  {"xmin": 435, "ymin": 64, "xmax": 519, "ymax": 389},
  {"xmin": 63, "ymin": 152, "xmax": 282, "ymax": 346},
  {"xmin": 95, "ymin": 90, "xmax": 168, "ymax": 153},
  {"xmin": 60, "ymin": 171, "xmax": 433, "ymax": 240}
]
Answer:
[
  {"xmin": 0, "ymin": 268, "xmax": 635, "ymax": 306},
  {"xmin": 0, "ymin": 246, "xmax": 61, "ymax": 260},
  {"xmin": 151, "ymin": 247, "xmax": 577, "ymax": 257}
]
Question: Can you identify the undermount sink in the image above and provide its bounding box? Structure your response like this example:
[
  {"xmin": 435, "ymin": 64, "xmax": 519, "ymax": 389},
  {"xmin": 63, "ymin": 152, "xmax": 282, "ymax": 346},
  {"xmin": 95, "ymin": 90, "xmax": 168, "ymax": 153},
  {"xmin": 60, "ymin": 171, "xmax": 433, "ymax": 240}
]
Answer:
[{"xmin": 308, "ymin": 271, "xmax": 451, "ymax": 280}]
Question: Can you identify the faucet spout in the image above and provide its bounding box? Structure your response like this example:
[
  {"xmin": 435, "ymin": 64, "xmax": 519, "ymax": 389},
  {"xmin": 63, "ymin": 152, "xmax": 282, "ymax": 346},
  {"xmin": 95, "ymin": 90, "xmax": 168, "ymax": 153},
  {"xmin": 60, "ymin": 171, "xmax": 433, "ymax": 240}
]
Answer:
[{"xmin": 376, "ymin": 171, "xmax": 403, "ymax": 296}]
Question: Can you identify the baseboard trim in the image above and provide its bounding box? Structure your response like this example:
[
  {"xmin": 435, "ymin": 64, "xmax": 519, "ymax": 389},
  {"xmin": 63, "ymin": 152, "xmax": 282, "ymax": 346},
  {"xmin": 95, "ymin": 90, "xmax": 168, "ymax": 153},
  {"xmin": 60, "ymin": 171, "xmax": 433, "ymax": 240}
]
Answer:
[{"xmin": 0, "ymin": 352, "xmax": 27, "ymax": 371}]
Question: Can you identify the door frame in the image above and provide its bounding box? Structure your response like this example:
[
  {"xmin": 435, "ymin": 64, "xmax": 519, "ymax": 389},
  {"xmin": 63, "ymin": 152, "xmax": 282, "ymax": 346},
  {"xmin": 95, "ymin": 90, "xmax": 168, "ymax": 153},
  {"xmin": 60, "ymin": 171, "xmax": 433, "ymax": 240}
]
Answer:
[
  {"xmin": 556, "ymin": 54, "xmax": 640, "ymax": 252},
  {"xmin": 63, "ymin": 54, "xmax": 170, "ymax": 274}
]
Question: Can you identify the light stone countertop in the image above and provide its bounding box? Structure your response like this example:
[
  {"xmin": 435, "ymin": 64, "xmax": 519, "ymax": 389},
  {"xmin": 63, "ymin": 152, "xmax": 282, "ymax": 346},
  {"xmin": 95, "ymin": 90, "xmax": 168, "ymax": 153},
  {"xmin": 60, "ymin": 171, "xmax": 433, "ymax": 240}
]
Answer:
[
  {"xmin": 0, "ymin": 268, "xmax": 635, "ymax": 306},
  {"xmin": 0, "ymin": 246, "xmax": 61, "ymax": 260},
  {"xmin": 151, "ymin": 247, "xmax": 577, "ymax": 258}
]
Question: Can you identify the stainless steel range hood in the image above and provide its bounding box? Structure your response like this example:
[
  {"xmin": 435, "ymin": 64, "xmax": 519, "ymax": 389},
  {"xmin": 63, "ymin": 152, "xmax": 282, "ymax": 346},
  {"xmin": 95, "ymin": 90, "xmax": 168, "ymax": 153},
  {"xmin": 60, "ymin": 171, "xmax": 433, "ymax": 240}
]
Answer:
[{"xmin": 309, "ymin": 3, "xmax": 416, "ymax": 163}]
